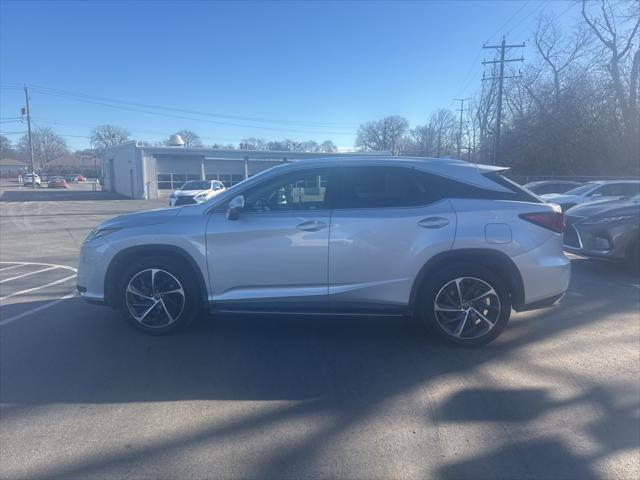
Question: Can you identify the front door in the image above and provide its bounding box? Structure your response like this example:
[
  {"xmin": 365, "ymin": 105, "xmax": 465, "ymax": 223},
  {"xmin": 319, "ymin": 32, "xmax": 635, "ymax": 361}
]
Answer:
[{"xmin": 206, "ymin": 168, "xmax": 334, "ymax": 312}]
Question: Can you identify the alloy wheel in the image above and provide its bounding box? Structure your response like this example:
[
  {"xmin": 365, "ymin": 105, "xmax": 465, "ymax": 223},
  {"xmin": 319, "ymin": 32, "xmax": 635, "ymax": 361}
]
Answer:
[
  {"xmin": 434, "ymin": 277, "xmax": 501, "ymax": 340},
  {"xmin": 126, "ymin": 269, "xmax": 185, "ymax": 328}
]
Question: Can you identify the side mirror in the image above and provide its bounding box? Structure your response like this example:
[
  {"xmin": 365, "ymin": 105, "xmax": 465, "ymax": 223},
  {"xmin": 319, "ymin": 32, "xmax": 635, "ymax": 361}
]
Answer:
[{"xmin": 226, "ymin": 195, "xmax": 245, "ymax": 220}]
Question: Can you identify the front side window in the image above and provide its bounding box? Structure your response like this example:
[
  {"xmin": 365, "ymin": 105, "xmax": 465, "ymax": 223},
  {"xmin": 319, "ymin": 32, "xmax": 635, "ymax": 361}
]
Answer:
[
  {"xmin": 336, "ymin": 166, "xmax": 437, "ymax": 209},
  {"xmin": 243, "ymin": 169, "xmax": 331, "ymax": 212}
]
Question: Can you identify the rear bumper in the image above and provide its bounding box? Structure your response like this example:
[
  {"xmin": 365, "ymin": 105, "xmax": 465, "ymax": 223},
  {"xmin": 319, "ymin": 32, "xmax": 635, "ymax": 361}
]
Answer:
[
  {"xmin": 512, "ymin": 234, "xmax": 571, "ymax": 306},
  {"xmin": 515, "ymin": 292, "xmax": 565, "ymax": 312}
]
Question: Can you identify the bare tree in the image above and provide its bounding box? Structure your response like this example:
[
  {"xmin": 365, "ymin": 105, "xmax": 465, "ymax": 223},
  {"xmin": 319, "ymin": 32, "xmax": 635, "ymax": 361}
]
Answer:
[
  {"xmin": 90, "ymin": 125, "xmax": 130, "ymax": 155},
  {"xmin": 17, "ymin": 127, "xmax": 68, "ymax": 168},
  {"xmin": 429, "ymin": 109, "xmax": 457, "ymax": 157},
  {"xmin": 167, "ymin": 130, "xmax": 202, "ymax": 148},
  {"xmin": 582, "ymin": 0, "xmax": 640, "ymax": 162},
  {"xmin": 355, "ymin": 115, "xmax": 409, "ymax": 155},
  {"xmin": 0, "ymin": 135, "xmax": 14, "ymax": 159},
  {"xmin": 319, "ymin": 140, "xmax": 337, "ymax": 153},
  {"xmin": 239, "ymin": 138, "xmax": 266, "ymax": 150}
]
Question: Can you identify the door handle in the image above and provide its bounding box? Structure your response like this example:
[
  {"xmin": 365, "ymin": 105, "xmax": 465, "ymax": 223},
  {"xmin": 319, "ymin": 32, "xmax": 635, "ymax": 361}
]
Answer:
[
  {"xmin": 418, "ymin": 217, "xmax": 449, "ymax": 229},
  {"xmin": 296, "ymin": 220, "xmax": 327, "ymax": 232}
]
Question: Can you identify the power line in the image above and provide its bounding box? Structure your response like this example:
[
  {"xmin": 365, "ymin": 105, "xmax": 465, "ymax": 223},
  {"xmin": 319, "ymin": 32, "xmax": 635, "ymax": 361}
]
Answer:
[
  {"xmin": 5, "ymin": 83, "xmax": 358, "ymax": 130},
  {"xmin": 21, "ymin": 88, "xmax": 356, "ymax": 136}
]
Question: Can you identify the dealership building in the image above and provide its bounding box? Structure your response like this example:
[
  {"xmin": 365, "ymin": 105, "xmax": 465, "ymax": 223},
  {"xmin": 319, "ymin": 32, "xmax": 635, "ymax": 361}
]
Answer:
[{"xmin": 102, "ymin": 140, "xmax": 377, "ymax": 199}]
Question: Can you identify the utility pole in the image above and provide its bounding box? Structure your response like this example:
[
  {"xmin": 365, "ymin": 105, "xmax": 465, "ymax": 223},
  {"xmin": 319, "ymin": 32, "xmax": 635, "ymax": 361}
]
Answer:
[
  {"xmin": 482, "ymin": 36, "xmax": 524, "ymax": 165},
  {"xmin": 454, "ymin": 97, "xmax": 471, "ymax": 159},
  {"xmin": 23, "ymin": 85, "xmax": 36, "ymax": 189}
]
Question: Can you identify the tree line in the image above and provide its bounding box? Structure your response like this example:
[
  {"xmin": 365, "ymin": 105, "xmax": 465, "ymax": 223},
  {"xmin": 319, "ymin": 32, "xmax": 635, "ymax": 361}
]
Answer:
[
  {"xmin": 355, "ymin": 0, "xmax": 639, "ymax": 176},
  {"xmin": 0, "ymin": 125, "xmax": 338, "ymax": 169}
]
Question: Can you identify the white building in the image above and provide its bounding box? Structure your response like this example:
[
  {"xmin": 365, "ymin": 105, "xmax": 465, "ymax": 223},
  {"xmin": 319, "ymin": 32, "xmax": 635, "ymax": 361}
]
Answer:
[{"xmin": 103, "ymin": 141, "xmax": 382, "ymax": 199}]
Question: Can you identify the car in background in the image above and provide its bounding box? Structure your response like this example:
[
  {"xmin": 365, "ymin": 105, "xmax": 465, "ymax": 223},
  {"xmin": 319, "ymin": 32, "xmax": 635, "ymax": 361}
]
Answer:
[
  {"xmin": 78, "ymin": 156, "xmax": 570, "ymax": 346},
  {"xmin": 564, "ymin": 193, "xmax": 639, "ymax": 271},
  {"xmin": 23, "ymin": 173, "xmax": 41, "ymax": 186},
  {"xmin": 540, "ymin": 180, "xmax": 640, "ymax": 211},
  {"xmin": 64, "ymin": 174, "xmax": 80, "ymax": 183},
  {"xmin": 169, "ymin": 179, "xmax": 226, "ymax": 207},
  {"xmin": 48, "ymin": 176, "xmax": 69, "ymax": 189},
  {"xmin": 523, "ymin": 180, "xmax": 582, "ymax": 195},
  {"xmin": 75, "ymin": 175, "xmax": 87, "ymax": 182}
]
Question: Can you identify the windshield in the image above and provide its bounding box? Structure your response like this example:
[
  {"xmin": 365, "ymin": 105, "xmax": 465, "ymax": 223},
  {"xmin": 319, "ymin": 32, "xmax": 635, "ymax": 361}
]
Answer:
[
  {"xmin": 564, "ymin": 183, "xmax": 598, "ymax": 195},
  {"xmin": 180, "ymin": 181, "xmax": 211, "ymax": 190}
]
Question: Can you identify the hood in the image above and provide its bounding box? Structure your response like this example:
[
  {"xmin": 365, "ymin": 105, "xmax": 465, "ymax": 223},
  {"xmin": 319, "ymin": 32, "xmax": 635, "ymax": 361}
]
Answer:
[
  {"xmin": 99, "ymin": 207, "xmax": 180, "ymax": 229},
  {"xmin": 175, "ymin": 189, "xmax": 209, "ymax": 197},
  {"xmin": 566, "ymin": 198, "xmax": 640, "ymax": 218}
]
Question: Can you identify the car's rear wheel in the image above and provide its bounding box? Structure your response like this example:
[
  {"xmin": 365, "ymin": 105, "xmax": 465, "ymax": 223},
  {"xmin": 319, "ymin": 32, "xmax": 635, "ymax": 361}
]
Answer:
[
  {"xmin": 117, "ymin": 257, "xmax": 200, "ymax": 334},
  {"xmin": 419, "ymin": 264, "xmax": 511, "ymax": 346}
]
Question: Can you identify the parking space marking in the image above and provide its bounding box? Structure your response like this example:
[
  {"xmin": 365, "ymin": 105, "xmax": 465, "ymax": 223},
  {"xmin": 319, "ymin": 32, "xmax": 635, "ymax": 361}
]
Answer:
[
  {"xmin": 0, "ymin": 291, "xmax": 77, "ymax": 327},
  {"xmin": 0, "ymin": 261, "xmax": 77, "ymax": 273},
  {"xmin": 0, "ymin": 264, "xmax": 26, "ymax": 272},
  {"xmin": 0, "ymin": 266, "xmax": 59, "ymax": 284},
  {"xmin": 0, "ymin": 273, "xmax": 77, "ymax": 301}
]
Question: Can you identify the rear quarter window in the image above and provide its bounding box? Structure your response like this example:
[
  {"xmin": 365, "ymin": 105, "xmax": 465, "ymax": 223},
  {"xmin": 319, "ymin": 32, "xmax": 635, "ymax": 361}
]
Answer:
[{"xmin": 429, "ymin": 171, "xmax": 542, "ymax": 202}]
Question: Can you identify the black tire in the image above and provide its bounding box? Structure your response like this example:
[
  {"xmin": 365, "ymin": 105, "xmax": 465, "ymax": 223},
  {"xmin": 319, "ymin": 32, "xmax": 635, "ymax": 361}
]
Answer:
[
  {"xmin": 418, "ymin": 263, "xmax": 511, "ymax": 347},
  {"xmin": 116, "ymin": 256, "xmax": 200, "ymax": 334}
]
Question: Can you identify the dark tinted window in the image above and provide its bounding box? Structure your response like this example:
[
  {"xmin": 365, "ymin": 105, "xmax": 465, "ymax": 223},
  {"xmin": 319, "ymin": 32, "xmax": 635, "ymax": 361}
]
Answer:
[
  {"xmin": 593, "ymin": 183, "xmax": 640, "ymax": 197},
  {"xmin": 336, "ymin": 167, "xmax": 439, "ymax": 209}
]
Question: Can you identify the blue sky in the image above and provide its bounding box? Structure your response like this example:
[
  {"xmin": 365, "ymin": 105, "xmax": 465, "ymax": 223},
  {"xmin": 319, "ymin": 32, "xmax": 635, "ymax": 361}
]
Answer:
[{"xmin": 0, "ymin": 0, "xmax": 579, "ymax": 150}]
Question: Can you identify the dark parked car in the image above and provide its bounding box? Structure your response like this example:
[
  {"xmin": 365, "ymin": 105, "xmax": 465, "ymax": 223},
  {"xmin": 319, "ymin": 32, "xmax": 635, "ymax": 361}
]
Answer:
[
  {"xmin": 48, "ymin": 176, "xmax": 69, "ymax": 189},
  {"xmin": 564, "ymin": 194, "xmax": 640, "ymax": 271},
  {"xmin": 523, "ymin": 180, "xmax": 582, "ymax": 195}
]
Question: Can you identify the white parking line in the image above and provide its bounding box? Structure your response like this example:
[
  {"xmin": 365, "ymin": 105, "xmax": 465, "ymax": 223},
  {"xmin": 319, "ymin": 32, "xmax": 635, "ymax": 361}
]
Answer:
[
  {"xmin": 0, "ymin": 266, "xmax": 59, "ymax": 284},
  {"xmin": 0, "ymin": 274, "xmax": 77, "ymax": 301},
  {"xmin": 0, "ymin": 261, "xmax": 76, "ymax": 273},
  {"xmin": 0, "ymin": 291, "xmax": 78, "ymax": 327},
  {"xmin": 0, "ymin": 264, "xmax": 26, "ymax": 272}
]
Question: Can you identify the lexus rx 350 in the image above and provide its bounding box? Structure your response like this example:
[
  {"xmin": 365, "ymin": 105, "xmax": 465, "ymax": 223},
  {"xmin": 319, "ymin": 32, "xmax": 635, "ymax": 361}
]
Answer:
[{"xmin": 78, "ymin": 157, "xmax": 570, "ymax": 346}]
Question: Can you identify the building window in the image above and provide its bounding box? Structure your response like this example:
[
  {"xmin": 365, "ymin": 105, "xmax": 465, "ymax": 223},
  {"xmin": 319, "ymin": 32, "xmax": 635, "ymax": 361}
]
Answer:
[{"xmin": 156, "ymin": 173, "xmax": 201, "ymax": 190}]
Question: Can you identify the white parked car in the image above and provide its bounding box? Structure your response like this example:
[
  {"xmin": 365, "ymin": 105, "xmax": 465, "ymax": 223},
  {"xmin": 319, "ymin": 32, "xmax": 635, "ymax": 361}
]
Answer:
[
  {"xmin": 540, "ymin": 180, "xmax": 640, "ymax": 211},
  {"xmin": 169, "ymin": 180, "xmax": 226, "ymax": 207},
  {"xmin": 23, "ymin": 173, "xmax": 41, "ymax": 186},
  {"xmin": 78, "ymin": 156, "xmax": 570, "ymax": 346}
]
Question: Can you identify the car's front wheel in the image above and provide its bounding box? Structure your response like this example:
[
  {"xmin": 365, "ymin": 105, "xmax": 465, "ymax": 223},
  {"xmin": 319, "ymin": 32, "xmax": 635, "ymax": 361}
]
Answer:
[
  {"xmin": 117, "ymin": 257, "xmax": 200, "ymax": 334},
  {"xmin": 419, "ymin": 264, "xmax": 511, "ymax": 346}
]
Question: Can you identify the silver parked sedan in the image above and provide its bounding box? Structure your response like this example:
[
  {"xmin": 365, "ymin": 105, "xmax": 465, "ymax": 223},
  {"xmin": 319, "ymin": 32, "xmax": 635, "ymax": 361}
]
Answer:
[{"xmin": 78, "ymin": 156, "xmax": 570, "ymax": 346}]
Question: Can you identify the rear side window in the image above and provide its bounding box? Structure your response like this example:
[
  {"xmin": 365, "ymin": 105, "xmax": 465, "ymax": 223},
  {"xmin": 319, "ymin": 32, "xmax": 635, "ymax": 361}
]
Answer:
[
  {"xmin": 429, "ymin": 171, "xmax": 541, "ymax": 202},
  {"xmin": 335, "ymin": 166, "xmax": 440, "ymax": 209}
]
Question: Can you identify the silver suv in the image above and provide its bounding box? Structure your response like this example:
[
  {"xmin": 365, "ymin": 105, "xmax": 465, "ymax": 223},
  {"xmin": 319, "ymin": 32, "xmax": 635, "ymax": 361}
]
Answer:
[{"xmin": 78, "ymin": 157, "xmax": 570, "ymax": 346}]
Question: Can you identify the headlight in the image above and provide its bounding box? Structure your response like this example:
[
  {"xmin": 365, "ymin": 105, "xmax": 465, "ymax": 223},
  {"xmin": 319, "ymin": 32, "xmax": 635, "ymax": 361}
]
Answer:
[
  {"xmin": 194, "ymin": 192, "xmax": 210, "ymax": 202},
  {"xmin": 583, "ymin": 215, "xmax": 634, "ymax": 224},
  {"xmin": 84, "ymin": 227, "xmax": 121, "ymax": 243}
]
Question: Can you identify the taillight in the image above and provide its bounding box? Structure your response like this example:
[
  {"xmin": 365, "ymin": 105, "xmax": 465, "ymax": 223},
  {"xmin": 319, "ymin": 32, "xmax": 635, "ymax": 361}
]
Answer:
[{"xmin": 519, "ymin": 211, "xmax": 565, "ymax": 234}]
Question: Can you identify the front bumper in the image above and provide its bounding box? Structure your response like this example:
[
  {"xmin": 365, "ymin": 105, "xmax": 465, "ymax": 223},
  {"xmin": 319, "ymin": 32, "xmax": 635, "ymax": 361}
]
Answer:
[
  {"xmin": 77, "ymin": 237, "xmax": 117, "ymax": 304},
  {"xmin": 563, "ymin": 216, "xmax": 628, "ymax": 260}
]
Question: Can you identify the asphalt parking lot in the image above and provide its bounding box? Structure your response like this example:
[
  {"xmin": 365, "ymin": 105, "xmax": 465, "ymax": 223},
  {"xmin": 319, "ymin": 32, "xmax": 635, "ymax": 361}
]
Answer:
[{"xmin": 0, "ymin": 180, "xmax": 638, "ymax": 480}]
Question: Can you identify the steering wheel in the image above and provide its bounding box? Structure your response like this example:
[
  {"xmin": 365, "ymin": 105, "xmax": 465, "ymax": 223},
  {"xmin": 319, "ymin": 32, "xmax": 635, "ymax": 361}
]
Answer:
[{"xmin": 253, "ymin": 198, "xmax": 271, "ymax": 212}]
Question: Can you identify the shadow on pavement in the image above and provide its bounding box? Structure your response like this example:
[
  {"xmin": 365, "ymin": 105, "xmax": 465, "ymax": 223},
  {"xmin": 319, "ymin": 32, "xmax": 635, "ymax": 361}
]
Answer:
[{"xmin": 1, "ymin": 257, "xmax": 638, "ymax": 478}]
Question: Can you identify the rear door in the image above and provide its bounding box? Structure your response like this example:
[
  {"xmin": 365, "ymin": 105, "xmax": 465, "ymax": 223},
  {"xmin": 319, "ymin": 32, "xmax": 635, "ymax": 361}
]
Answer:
[{"xmin": 328, "ymin": 166, "xmax": 456, "ymax": 313}]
